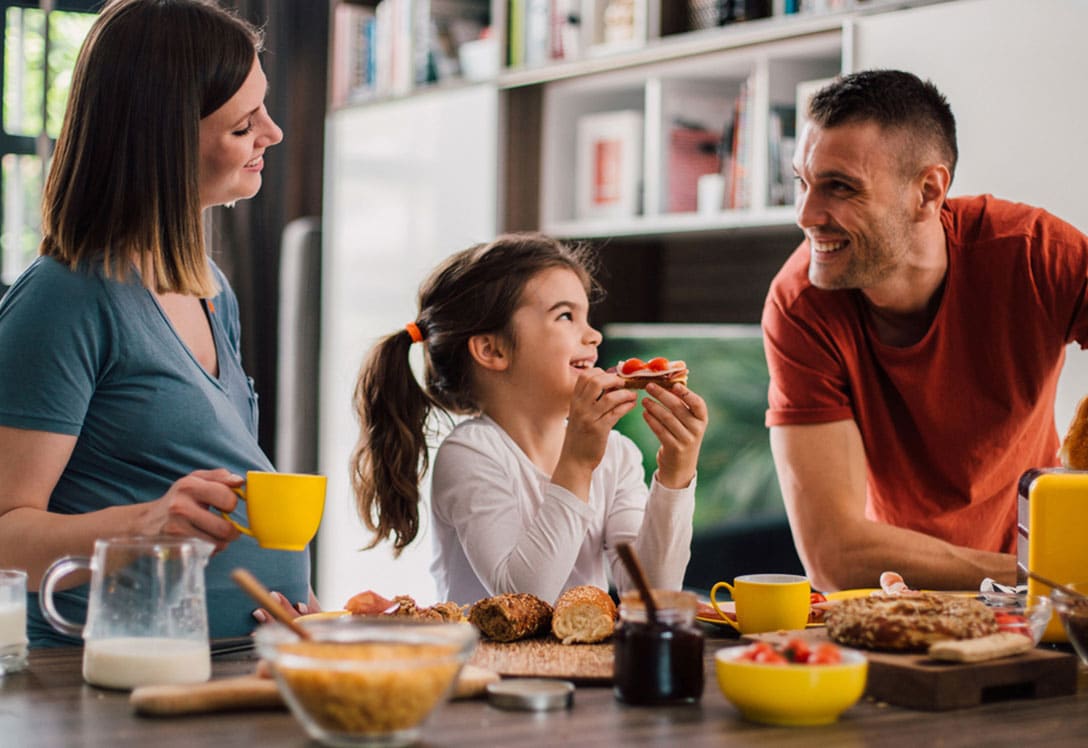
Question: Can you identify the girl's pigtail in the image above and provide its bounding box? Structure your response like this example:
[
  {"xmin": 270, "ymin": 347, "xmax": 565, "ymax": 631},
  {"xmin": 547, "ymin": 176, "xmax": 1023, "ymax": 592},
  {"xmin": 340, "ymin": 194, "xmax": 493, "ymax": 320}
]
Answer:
[{"xmin": 350, "ymin": 326, "xmax": 432, "ymax": 555}]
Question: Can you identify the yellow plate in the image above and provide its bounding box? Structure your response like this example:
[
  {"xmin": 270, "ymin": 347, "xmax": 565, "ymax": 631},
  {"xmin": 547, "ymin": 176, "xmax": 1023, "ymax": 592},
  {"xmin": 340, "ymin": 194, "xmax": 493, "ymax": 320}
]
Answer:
[
  {"xmin": 824, "ymin": 589, "xmax": 879, "ymax": 601},
  {"xmin": 294, "ymin": 609, "xmax": 350, "ymax": 623},
  {"xmin": 695, "ymin": 614, "xmax": 824, "ymax": 630}
]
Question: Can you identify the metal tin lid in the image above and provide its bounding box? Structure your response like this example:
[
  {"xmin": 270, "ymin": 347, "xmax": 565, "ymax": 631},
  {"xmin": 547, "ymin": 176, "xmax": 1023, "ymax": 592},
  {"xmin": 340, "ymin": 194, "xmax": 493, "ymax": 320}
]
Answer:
[{"xmin": 486, "ymin": 678, "xmax": 575, "ymax": 711}]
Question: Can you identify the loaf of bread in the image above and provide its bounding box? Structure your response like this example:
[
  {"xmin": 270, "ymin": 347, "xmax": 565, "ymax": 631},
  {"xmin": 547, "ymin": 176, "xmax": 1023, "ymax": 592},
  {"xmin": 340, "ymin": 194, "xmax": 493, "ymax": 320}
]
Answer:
[
  {"xmin": 468, "ymin": 593, "xmax": 552, "ymax": 642},
  {"xmin": 551, "ymin": 585, "xmax": 618, "ymax": 645},
  {"xmin": 1059, "ymin": 394, "xmax": 1088, "ymax": 470}
]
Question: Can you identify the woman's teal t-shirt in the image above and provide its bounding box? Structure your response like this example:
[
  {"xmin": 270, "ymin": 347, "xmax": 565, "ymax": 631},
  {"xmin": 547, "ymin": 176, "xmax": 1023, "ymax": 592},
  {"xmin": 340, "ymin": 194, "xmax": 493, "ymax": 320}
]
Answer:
[{"xmin": 0, "ymin": 257, "xmax": 310, "ymax": 647}]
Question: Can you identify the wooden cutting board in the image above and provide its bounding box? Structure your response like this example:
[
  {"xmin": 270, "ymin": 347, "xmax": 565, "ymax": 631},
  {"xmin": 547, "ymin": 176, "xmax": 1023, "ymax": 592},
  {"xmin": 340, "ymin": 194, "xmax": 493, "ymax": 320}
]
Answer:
[
  {"xmin": 745, "ymin": 628, "xmax": 1079, "ymax": 710},
  {"xmin": 468, "ymin": 636, "xmax": 613, "ymax": 683}
]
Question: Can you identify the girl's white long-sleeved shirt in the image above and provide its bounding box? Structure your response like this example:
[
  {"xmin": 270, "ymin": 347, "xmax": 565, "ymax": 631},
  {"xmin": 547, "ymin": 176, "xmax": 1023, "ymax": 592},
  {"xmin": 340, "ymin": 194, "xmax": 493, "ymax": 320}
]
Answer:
[{"xmin": 429, "ymin": 414, "xmax": 695, "ymax": 605}]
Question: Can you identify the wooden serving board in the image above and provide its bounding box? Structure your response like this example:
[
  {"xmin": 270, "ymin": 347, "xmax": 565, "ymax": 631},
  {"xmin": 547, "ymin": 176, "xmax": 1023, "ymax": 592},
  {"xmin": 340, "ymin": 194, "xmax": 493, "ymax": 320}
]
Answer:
[
  {"xmin": 745, "ymin": 628, "xmax": 1078, "ymax": 711},
  {"xmin": 468, "ymin": 636, "xmax": 613, "ymax": 683}
]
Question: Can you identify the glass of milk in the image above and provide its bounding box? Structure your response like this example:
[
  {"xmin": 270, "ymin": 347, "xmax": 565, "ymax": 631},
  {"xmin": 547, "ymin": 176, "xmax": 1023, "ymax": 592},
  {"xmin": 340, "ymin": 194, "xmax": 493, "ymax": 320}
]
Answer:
[
  {"xmin": 38, "ymin": 536, "xmax": 213, "ymax": 690},
  {"xmin": 0, "ymin": 569, "xmax": 28, "ymax": 675}
]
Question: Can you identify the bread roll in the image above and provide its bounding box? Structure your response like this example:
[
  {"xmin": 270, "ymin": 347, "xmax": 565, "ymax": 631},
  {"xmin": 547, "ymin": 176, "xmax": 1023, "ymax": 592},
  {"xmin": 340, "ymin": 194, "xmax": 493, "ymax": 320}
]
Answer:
[
  {"xmin": 1059, "ymin": 394, "xmax": 1088, "ymax": 470},
  {"xmin": 468, "ymin": 593, "xmax": 552, "ymax": 642},
  {"xmin": 551, "ymin": 585, "xmax": 618, "ymax": 645}
]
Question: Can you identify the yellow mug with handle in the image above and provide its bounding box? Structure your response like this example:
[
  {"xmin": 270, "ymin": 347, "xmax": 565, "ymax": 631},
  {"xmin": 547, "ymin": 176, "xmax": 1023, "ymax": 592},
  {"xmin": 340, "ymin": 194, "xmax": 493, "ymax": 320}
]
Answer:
[
  {"xmin": 710, "ymin": 573, "xmax": 811, "ymax": 634},
  {"xmin": 221, "ymin": 471, "xmax": 327, "ymax": 551}
]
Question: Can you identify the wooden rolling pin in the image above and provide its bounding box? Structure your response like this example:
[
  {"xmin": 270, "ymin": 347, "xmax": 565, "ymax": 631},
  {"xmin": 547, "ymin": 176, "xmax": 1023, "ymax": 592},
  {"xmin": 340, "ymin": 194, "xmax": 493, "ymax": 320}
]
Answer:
[{"xmin": 131, "ymin": 665, "xmax": 501, "ymax": 716}]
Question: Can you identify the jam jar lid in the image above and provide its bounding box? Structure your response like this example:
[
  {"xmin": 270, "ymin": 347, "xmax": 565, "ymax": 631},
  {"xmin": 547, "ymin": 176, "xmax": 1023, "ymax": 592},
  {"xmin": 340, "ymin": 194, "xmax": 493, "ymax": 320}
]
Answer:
[{"xmin": 487, "ymin": 679, "xmax": 575, "ymax": 711}]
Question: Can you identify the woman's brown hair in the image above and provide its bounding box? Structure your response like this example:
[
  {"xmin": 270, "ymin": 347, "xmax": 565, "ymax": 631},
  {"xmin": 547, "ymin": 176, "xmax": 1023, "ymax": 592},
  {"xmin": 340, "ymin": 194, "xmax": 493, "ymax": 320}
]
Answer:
[
  {"xmin": 350, "ymin": 233, "xmax": 600, "ymax": 554},
  {"xmin": 39, "ymin": 0, "xmax": 262, "ymax": 296}
]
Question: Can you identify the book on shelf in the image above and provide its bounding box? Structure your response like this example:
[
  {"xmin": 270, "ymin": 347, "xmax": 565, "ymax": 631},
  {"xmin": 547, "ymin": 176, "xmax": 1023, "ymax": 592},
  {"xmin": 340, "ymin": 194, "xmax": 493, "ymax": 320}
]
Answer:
[
  {"xmin": 728, "ymin": 77, "xmax": 754, "ymax": 210},
  {"xmin": 508, "ymin": 0, "xmax": 525, "ymax": 66},
  {"xmin": 509, "ymin": 0, "xmax": 560, "ymax": 68},
  {"xmin": 551, "ymin": 0, "xmax": 582, "ymax": 61},
  {"xmin": 329, "ymin": 3, "xmax": 375, "ymax": 108},
  {"xmin": 524, "ymin": 0, "xmax": 551, "ymax": 66},
  {"xmin": 330, "ymin": 0, "xmax": 492, "ymax": 104},
  {"xmin": 575, "ymin": 109, "xmax": 644, "ymax": 220}
]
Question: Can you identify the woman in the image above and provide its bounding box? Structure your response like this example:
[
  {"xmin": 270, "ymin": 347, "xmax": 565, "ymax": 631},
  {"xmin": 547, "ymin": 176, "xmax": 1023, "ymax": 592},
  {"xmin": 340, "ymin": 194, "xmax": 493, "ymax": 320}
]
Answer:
[{"xmin": 0, "ymin": 0, "xmax": 311, "ymax": 646}]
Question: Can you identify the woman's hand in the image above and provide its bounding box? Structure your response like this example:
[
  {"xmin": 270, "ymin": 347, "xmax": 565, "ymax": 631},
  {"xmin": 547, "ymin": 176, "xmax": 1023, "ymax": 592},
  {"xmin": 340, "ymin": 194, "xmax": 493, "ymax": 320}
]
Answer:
[
  {"xmin": 252, "ymin": 589, "xmax": 321, "ymax": 624},
  {"xmin": 553, "ymin": 368, "xmax": 637, "ymax": 499},
  {"xmin": 642, "ymin": 382, "xmax": 708, "ymax": 489},
  {"xmin": 133, "ymin": 468, "xmax": 244, "ymax": 552}
]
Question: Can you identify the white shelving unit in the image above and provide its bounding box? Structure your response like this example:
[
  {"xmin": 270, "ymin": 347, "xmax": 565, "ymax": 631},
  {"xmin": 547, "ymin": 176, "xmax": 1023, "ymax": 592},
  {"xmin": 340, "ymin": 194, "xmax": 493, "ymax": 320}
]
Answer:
[{"xmin": 538, "ymin": 31, "xmax": 841, "ymax": 237}]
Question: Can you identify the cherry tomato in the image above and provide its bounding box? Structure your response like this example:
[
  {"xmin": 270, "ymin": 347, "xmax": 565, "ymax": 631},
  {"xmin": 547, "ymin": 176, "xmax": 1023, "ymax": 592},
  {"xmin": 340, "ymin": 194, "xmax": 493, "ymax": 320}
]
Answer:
[
  {"xmin": 995, "ymin": 612, "xmax": 1030, "ymax": 637},
  {"xmin": 810, "ymin": 592, "xmax": 828, "ymax": 605},
  {"xmin": 646, "ymin": 356, "xmax": 670, "ymax": 371},
  {"xmin": 783, "ymin": 638, "xmax": 811, "ymax": 664},
  {"xmin": 738, "ymin": 641, "xmax": 774, "ymax": 662},
  {"xmin": 619, "ymin": 358, "xmax": 645, "ymax": 375},
  {"xmin": 809, "ymin": 642, "xmax": 843, "ymax": 665},
  {"xmin": 753, "ymin": 648, "xmax": 788, "ymax": 664}
]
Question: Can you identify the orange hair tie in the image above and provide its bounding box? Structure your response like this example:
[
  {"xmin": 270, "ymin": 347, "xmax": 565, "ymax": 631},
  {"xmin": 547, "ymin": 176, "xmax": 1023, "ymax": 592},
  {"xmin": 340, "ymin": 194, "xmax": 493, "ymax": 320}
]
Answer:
[{"xmin": 405, "ymin": 321, "xmax": 424, "ymax": 344}]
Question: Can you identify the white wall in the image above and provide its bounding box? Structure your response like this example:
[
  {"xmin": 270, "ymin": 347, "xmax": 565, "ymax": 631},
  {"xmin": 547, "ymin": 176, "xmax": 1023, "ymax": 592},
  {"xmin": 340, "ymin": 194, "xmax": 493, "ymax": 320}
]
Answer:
[
  {"xmin": 852, "ymin": 0, "xmax": 1088, "ymax": 435},
  {"xmin": 317, "ymin": 85, "xmax": 499, "ymax": 610}
]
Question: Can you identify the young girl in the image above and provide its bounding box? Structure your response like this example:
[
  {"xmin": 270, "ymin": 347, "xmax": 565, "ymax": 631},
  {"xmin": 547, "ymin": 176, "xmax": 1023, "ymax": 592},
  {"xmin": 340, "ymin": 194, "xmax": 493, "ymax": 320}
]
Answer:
[{"xmin": 351, "ymin": 234, "xmax": 708, "ymax": 604}]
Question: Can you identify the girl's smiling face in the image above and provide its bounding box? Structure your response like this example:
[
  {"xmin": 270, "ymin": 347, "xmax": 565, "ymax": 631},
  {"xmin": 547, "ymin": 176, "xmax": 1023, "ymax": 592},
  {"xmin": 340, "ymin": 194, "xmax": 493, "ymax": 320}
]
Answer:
[
  {"xmin": 198, "ymin": 56, "xmax": 283, "ymax": 209},
  {"xmin": 505, "ymin": 267, "xmax": 602, "ymax": 405}
]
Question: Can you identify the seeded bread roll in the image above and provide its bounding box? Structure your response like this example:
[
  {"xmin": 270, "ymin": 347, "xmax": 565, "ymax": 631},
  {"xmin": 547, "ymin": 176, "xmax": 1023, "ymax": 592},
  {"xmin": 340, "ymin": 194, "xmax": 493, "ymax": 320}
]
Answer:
[
  {"xmin": 551, "ymin": 585, "xmax": 618, "ymax": 645},
  {"xmin": 825, "ymin": 593, "xmax": 998, "ymax": 652},
  {"xmin": 1059, "ymin": 394, "xmax": 1088, "ymax": 469},
  {"xmin": 468, "ymin": 593, "xmax": 553, "ymax": 642}
]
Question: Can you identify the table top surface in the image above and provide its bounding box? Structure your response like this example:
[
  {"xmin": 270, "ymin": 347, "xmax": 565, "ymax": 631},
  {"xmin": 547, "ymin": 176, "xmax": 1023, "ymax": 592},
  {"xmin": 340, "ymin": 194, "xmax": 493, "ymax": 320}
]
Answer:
[{"xmin": 3, "ymin": 633, "xmax": 1087, "ymax": 748}]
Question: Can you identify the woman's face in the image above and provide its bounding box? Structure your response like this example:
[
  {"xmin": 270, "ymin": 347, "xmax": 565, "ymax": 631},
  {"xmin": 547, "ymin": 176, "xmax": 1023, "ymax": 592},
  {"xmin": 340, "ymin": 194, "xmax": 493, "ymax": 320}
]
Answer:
[{"xmin": 198, "ymin": 55, "xmax": 283, "ymax": 209}]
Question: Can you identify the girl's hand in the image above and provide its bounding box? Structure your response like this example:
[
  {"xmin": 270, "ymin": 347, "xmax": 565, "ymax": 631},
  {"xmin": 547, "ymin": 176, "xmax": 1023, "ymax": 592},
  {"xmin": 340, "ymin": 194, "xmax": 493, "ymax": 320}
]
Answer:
[
  {"xmin": 134, "ymin": 468, "xmax": 244, "ymax": 552},
  {"xmin": 642, "ymin": 383, "xmax": 708, "ymax": 489},
  {"xmin": 553, "ymin": 369, "xmax": 637, "ymax": 498}
]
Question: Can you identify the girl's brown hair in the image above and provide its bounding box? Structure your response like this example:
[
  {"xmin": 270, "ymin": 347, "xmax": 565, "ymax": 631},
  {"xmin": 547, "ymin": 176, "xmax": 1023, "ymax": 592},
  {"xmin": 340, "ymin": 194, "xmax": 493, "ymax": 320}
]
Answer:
[
  {"xmin": 350, "ymin": 233, "xmax": 600, "ymax": 554},
  {"xmin": 40, "ymin": 0, "xmax": 261, "ymax": 296}
]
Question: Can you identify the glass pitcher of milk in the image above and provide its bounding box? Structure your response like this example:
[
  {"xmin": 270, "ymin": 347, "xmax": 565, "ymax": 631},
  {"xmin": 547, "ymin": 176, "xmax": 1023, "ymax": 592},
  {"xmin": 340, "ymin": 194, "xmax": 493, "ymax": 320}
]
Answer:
[{"xmin": 39, "ymin": 536, "xmax": 213, "ymax": 690}]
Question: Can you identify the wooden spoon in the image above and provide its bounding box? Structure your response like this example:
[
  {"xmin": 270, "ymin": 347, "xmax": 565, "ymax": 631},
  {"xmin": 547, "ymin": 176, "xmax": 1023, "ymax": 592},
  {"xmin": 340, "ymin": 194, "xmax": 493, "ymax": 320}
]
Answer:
[
  {"xmin": 231, "ymin": 568, "xmax": 312, "ymax": 640},
  {"xmin": 1026, "ymin": 570, "xmax": 1088, "ymax": 600},
  {"xmin": 616, "ymin": 542, "xmax": 657, "ymax": 625}
]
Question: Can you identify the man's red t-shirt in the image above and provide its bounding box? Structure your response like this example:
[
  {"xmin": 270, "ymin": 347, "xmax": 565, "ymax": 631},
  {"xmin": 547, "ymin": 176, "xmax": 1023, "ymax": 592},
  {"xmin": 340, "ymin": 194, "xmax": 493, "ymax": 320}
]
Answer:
[{"xmin": 763, "ymin": 195, "xmax": 1088, "ymax": 553}]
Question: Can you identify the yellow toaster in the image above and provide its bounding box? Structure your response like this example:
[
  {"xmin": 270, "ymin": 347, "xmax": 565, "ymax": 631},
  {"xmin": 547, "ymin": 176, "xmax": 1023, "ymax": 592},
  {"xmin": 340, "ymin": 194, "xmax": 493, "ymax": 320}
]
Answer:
[{"xmin": 1017, "ymin": 468, "xmax": 1088, "ymax": 642}]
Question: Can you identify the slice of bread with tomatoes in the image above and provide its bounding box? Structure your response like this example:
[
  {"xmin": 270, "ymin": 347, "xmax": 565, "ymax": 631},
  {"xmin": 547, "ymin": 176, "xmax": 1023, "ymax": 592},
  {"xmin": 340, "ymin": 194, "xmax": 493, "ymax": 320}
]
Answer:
[{"xmin": 615, "ymin": 357, "xmax": 689, "ymax": 389}]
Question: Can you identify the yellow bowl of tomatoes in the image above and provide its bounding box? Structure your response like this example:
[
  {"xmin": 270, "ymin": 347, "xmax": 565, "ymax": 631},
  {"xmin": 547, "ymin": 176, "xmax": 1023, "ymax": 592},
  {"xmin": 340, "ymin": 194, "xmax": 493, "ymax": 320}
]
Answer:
[{"xmin": 715, "ymin": 639, "xmax": 867, "ymax": 726}]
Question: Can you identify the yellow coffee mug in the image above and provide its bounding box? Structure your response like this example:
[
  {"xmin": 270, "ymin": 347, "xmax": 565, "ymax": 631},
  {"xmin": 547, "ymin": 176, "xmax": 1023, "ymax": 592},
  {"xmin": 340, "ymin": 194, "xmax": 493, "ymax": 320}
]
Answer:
[
  {"xmin": 710, "ymin": 573, "xmax": 811, "ymax": 634},
  {"xmin": 221, "ymin": 471, "xmax": 327, "ymax": 551}
]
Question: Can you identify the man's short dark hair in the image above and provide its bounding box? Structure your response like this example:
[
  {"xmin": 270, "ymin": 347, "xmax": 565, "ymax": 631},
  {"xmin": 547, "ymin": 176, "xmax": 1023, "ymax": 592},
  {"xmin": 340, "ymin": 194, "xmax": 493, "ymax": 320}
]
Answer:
[{"xmin": 808, "ymin": 69, "xmax": 958, "ymax": 182}]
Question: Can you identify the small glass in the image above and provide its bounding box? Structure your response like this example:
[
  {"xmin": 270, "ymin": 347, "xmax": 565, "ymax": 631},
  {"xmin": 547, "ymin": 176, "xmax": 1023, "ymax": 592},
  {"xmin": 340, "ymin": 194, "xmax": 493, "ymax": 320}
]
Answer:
[
  {"xmin": 613, "ymin": 589, "xmax": 704, "ymax": 705},
  {"xmin": 0, "ymin": 569, "xmax": 28, "ymax": 675}
]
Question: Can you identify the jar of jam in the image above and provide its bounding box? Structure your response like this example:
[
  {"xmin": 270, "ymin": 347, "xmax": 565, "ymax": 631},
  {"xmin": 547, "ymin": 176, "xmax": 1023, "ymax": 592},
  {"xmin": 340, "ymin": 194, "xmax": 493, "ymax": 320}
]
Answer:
[{"xmin": 613, "ymin": 589, "xmax": 704, "ymax": 705}]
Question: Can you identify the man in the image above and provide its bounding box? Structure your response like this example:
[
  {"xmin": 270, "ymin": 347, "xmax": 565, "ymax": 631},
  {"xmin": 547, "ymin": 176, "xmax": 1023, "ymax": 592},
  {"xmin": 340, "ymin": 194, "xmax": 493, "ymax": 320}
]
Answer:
[{"xmin": 762, "ymin": 70, "xmax": 1088, "ymax": 592}]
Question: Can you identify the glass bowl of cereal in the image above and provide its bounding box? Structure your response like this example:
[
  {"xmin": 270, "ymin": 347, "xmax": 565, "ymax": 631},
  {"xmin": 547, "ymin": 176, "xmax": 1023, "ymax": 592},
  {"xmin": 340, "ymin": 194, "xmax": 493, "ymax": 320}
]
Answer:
[{"xmin": 255, "ymin": 616, "xmax": 478, "ymax": 747}]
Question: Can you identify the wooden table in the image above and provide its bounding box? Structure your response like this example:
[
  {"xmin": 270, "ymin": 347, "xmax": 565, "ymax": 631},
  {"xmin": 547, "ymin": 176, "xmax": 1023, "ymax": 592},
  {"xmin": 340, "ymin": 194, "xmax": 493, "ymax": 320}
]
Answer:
[{"xmin": 2, "ymin": 636, "xmax": 1087, "ymax": 748}]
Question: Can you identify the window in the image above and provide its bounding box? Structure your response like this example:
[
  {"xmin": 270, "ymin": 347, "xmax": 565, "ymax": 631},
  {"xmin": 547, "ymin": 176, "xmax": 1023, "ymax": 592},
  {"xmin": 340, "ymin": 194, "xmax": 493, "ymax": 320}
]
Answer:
[{"xmin": 1, "ymin": 0, "xmax": 96, "ymax": 286}]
